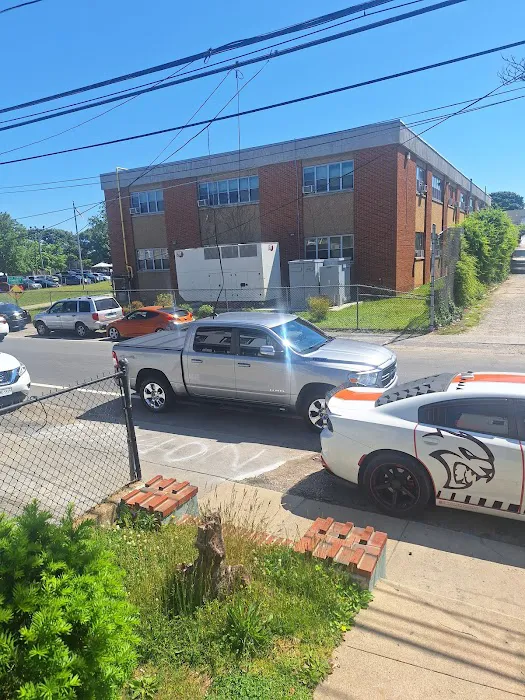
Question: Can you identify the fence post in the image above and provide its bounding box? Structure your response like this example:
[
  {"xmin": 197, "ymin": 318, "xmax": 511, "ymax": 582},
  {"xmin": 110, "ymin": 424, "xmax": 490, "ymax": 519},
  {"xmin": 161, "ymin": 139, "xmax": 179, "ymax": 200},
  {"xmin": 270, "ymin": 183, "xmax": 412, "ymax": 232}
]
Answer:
[
  {"xmin": 356, "ymin": 285, "xmax": 360, "ymax": 330},
  {"xmin": 430, "ymin": 228, "xmax": 437, "ymax": 330},
  {"xmin": 118, "ymin": 359, "xmax": 142, "ymax": 482}
]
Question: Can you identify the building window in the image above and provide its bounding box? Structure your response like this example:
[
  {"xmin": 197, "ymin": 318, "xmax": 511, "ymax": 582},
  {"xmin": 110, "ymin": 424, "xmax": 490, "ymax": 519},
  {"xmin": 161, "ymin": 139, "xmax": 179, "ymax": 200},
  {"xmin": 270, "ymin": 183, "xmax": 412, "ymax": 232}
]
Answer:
[
  {"xmin": 130, "ymin": 190, "xmax": 164, "ymax": 214},
  {"xmin": 198, "ymin": 176, "xmax": 259, "ymax": 206},
  {"xmin": 305, "ymin": 234, "xmax": 354, "ymax": 260},
  {"xmin": 415, "ymin": 232, "xmax": 425, "ymax": 259},
  {"xmin": 136, "ymin": 248, "xmax": 169, "ymax": 271},
  {"xmin": 431, "ymin": 175, "xmax": 443, "ymax": 202},
  {"xmin": 416, "ymin": 166, "xmax": 426, "ymax": 193},
  {"xmin": 459, "ymin": 192, "xmax": 467, "ymax": 211},
  {"xmin": 303, "ymin": 161, "xmax": 354, "ymax": 194},
  {"xmin": 469, "ymin": 197, "xmax": 474, "ymax": 213}
]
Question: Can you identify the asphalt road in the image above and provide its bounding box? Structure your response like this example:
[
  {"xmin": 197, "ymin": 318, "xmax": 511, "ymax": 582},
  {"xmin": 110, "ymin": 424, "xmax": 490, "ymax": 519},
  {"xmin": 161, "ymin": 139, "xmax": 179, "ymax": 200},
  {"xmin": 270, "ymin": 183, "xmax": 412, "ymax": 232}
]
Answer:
[{"xmin": 2, "ymin": 327, "xmax": 525, "ymax": 547}]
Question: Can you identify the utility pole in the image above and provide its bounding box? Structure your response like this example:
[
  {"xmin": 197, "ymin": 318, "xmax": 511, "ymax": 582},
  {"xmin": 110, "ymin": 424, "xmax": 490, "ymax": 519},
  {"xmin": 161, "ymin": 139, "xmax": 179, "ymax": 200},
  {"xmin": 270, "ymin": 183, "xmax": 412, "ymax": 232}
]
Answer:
[{"xmin": 73, "ymin": 202, "xmax": 86, "ymax": 291}]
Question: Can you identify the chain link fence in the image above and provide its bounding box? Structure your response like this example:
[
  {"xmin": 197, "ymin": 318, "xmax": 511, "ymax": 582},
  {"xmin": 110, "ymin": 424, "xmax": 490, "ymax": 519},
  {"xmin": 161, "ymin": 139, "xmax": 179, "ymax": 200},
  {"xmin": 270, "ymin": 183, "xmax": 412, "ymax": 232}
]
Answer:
[
  {"xmin": 0, "ymin": 370, "xmax": 140, "ymax": 520},
  {"xmin": 431, "ymin": 226, "xmax": 462, "ymax": 327}
]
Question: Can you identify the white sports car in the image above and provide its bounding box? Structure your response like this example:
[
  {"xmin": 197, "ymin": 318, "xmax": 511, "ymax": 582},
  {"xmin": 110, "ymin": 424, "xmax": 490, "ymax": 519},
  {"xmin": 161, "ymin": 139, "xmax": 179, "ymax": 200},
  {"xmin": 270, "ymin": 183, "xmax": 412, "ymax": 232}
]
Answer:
[{"xmin": 321, "ymin": 372, "xmax": 525, "ymax": 521}]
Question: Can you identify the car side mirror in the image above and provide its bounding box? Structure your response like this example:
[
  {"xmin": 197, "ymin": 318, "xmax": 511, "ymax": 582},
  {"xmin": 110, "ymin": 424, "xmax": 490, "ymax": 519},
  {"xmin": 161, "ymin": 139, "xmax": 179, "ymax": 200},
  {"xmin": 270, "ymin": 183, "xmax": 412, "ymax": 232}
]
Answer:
[{"xmin": 259, "ymin": 345, "xmax": 276, "ymax": 358}]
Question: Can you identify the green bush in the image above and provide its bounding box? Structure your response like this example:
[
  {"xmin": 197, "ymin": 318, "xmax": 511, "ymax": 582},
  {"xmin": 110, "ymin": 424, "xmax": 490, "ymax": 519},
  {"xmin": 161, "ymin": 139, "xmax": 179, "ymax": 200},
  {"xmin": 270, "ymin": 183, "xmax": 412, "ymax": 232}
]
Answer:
[
  {"xmin": 462, "ymin": 208, "xmax": 519, "ymax": 285},
  {"xmin": 155, "ymin": 293, "xmax": 173, "ymax": 308},
  {"xmin": 0, "ymin": 503, "xmax": 138, "ymax": 699},
  {"xmin": 196, "ymin": 304, "xmax": 214, "ymax": 319},
  {"xmin": 307, "ymin": 296, "xmax": 331, "ymax": 322},
  {"xmin": 454, "ymin": 246, "xmax": 484, "ymax": 308}
]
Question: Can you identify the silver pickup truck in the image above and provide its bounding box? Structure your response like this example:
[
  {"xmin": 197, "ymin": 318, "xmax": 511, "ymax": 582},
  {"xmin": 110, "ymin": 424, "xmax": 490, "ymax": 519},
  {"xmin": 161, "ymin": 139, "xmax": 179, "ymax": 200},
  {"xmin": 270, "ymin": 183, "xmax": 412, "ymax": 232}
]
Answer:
[{"xmin": 112, "ymin": 312, "xmax": 397, "ymax": 431}]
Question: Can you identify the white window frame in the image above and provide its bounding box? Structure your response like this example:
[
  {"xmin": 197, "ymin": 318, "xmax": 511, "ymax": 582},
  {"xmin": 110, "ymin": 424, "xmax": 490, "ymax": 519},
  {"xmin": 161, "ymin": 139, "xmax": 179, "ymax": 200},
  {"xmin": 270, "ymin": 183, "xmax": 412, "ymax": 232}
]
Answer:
[
  {"xmin": 130, "ymin": 190, "xmax": 164, "ymax": 214},
  {"xmin": 303, "ymin": 160, "xmax": 354, "ymax": 194},
  {"xmin": 304, "ymin": 234, "xmax": 354, "ymax": 260},
  {"xmin": 198, "ymin": 176, "xmax": 259, "ymax": 207},
  {"xmin": 136, "ymin": 247, "xmax": 169, "ymax": 271},
  {"xmin": 416, "ymin": 166, "xmax": 426, "ymax": 193}
]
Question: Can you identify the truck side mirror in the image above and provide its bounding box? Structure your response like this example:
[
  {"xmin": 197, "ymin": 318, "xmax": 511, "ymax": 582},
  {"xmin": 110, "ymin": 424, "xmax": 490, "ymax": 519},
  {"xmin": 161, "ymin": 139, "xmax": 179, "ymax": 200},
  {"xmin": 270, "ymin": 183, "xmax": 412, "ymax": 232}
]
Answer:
[{"xmin": 259, "ymin": 345, "xmax": 276, "ymax": 358}]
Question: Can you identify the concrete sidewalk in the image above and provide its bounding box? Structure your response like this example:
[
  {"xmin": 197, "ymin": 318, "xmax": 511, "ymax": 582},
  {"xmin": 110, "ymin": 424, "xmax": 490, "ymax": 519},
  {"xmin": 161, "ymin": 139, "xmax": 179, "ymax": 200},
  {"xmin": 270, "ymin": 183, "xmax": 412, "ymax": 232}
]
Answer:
[{"xmin": 200, "ymin": 482, "xmax": 525, "ymax": 700}]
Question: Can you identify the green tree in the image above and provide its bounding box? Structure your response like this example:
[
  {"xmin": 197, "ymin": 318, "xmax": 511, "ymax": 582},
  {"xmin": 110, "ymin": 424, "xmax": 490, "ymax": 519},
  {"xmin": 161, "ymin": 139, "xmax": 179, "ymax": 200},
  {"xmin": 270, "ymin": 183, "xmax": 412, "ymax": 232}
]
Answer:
[
  {"xmin": 462, "ymin": 208, "xmax": 519, "ymax": 285},
  {"xmin": 489, "ymin": 191, "xmax": 524, "ymax": 210},
  {"xmin": 0, "ymin": 213, "xmax": 29, "ymax": 275},
  {"xmin": 83, "ymin": 206, "xmax": 110, "ymax": 265}
]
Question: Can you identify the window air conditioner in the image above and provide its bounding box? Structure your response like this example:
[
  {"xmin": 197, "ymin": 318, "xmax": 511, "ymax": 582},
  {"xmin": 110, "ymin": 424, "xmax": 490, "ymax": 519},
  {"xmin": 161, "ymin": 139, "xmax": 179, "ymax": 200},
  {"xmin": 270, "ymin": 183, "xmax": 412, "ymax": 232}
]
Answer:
[
  {"xmin": 129, "ymin": 207, "xmax": 139, "ymax": 214},
  {"xmin": 302, "ymin": 185, "xmax": 314, "ymax": 194},
  {"xmin": 448, "ymin": 198, "xmax": 455, "ymax": 207},
  {"xmin": 197, "ymin": 199, "xmax": 208, "ymax": 207}
]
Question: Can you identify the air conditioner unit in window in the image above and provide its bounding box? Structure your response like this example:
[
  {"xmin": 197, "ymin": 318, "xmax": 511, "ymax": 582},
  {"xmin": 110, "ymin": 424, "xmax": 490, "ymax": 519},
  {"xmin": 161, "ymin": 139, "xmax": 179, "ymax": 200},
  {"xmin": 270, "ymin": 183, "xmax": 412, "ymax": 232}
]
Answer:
[
  {"xmin": 448, "ymin": 197, "xmax": 455, "ymax": 207},
  {"xmin": 129, "ymin": 207, "xmax": 140, "ymax": 214},
  {"xmin": 302, "ymin": 185, "xmax": 314, "ymax": 194},
  {"xmin": 197, "ymin": 199, "xmax": 208, "ymax": 207}
]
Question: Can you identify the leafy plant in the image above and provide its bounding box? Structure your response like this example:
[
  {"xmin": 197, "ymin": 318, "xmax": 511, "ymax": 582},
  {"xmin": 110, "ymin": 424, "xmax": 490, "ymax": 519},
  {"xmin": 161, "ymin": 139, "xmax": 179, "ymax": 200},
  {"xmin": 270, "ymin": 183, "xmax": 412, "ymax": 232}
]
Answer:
[
  {"xmin": 196, "ymin": 304, "xmax": 214, "ymax": 319},
  {"xmin": 221, "ymin": 598, "xmax": 273, "ymax": 658},
  {"xmin": 125, "ymin": 673, "xmax": 159, "ymax": 699},
  {"xmin": 307, "ymin": 296, "xmax": 331, "ymax": 322},
  {"xmin": 0, "ymin": 502, "xmax": 138, "ymax": 699},
  {"xmin": 461, "ymin": 208, "xmax": 519, "ymax": 285},
  {"xmin": 123, "ymin": 300, "xmax": 144, "ymax": 314},
  {"xmin": 155, "ymin": 293, "xmax": 173, "ymax": 308},
  {"xmin": 117, "ymin": 506, "xmax": 159, "ymax": 532},
  {"xmin": 454, "ymin": 245, "xmax": 484, "ymax": 308}
]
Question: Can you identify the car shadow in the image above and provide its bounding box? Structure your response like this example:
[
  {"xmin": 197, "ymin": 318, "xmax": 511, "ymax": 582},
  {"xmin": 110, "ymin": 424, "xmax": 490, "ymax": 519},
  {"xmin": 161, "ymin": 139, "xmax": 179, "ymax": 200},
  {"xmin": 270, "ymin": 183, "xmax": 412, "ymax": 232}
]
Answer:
[{"xmin": 277, "ymin": 469, "xmax": 525, "ymax": 563}]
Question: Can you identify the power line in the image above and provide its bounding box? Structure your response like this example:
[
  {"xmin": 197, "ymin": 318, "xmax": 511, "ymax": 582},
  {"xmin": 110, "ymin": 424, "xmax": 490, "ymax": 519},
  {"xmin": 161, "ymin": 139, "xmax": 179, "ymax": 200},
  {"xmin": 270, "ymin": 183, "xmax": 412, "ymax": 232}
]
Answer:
[
  {"xmin": 3, "ymin": 82, "xmax": 525, "ymax": 194},
  {"xmin": 0, "ymin": 0, "xmax": 427, "ymax": 128},
  {"xmin": 0, "ymin": 0, "xmax": 42, "ymax": 14},
  {"xmin": 2, "ymin": 35, "xmax": 522, "ymax": 168},
  {"xmin": 0, "ymin": 0, "xmax": 465, "ymax": 133},
  {"xmin": 0, "ymin": 0, "xmax": 401, "ymax": 115}
]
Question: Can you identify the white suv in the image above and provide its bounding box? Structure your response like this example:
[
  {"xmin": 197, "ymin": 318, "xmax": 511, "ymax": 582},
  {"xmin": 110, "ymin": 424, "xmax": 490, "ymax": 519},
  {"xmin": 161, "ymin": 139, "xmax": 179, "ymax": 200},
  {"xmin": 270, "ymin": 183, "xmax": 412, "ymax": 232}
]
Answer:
[{"xmin": 34, "ymin": 296, "xmax": 123, "ymax": 338}]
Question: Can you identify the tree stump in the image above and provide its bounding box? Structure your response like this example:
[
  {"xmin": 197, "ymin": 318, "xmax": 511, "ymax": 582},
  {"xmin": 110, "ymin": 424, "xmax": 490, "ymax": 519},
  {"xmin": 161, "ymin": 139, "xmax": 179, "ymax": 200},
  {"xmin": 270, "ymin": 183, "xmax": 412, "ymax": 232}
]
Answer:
[{"xmin": 180, "ymin": 513, "xmax": 249, "ymax": 606}]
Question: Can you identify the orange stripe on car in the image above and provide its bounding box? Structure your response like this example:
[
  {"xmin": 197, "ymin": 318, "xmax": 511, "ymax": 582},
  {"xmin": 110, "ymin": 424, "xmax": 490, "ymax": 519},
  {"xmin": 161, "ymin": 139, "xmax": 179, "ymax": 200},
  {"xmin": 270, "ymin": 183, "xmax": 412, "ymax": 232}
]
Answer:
[
  {"xmin": 333, "ymin": 389, "xmax": 383, "ymax": 401},
  {"xmin": 451, "ymin": 372, "xmax": 525, "ymax": 384}
]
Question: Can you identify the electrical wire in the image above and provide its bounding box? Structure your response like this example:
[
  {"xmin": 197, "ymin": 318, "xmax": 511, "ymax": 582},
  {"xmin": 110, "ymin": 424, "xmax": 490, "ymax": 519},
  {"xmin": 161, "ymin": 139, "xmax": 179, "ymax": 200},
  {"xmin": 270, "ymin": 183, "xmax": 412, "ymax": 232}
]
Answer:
[
  {"xmin": 2, "ymin": 35, "xmax": 523, "ymax": 168},
  {"xmin": 0, "ymin": 0, "xmax": 428, "ymax": 128},
  {"xmin": 0, "ymin": 0, "xmax": 42, "ymax": 14},
  {"xmin": 3, "ymin": 82, "xmax": 525, "ymax": 194},
  {"xmin": 0, "ymin": 0, "xmax": 403, "ymax": 114},
  {"xmin": 0, "ymin": 0, "xmax": 465, "ymax": 133}
]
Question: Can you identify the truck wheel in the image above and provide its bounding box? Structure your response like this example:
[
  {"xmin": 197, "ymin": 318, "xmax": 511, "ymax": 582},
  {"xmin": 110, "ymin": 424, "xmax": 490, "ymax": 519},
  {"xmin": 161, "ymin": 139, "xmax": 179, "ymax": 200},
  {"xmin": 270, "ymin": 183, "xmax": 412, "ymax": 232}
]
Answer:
[
  {"xmin": 298, "ymin": 385, "xmax": 333, "ymax": 432},
  {"xmin": 139, "ymin": 374, "xmax": 174, "ymax": 413},
  {"xmin": 362, "ymin": 452, "xmax": 432, "ymax": 518}
]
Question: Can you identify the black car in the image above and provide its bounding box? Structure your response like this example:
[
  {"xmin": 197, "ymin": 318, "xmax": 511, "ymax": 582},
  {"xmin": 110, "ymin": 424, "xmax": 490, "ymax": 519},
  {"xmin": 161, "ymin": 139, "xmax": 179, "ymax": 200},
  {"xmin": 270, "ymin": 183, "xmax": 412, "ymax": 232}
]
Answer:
[{"xmin": 0, "ymin": 303, "xmax": 31, "ymax": 331}]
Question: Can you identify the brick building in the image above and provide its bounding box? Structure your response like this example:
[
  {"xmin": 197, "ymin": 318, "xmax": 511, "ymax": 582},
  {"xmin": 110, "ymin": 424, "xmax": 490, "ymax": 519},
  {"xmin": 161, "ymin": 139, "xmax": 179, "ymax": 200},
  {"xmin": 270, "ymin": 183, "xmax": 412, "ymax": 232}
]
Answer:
[{"xmin": 100, "ymin": 119, "xmax": 490, "ymax": 294}]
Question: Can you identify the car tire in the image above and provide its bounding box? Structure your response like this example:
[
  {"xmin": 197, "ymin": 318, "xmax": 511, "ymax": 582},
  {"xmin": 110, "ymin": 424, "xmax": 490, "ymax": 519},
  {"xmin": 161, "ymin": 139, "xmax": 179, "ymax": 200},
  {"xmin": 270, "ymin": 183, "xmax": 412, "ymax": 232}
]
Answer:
[
  {"xmin": 35, "ymin": 321, "xmax": 50, "ymax": 336},
  {"xmin": 155, "ymin": 328, "xmax": 164, "ymax": 332},
  {"xmin": 75, "ymin": 322, "xmax": 90, "ymax": 338},
  {"xmin": 0, "ymin": 335, "xmax": 4, "ymax": 342},
  {"xmin": 139, "ymin": 374, "xmax": 174, "ymax": 413},
  {"xmin": 298, "ymin": 385, "xmax": 334, "ymax": 432},
  {"xmin": 362, "ymin": 452, "xmax": 432, "ymax": 518},
  {"xmin": 107, "ymin": 326, "xmax": 121, "ymax": 341}
]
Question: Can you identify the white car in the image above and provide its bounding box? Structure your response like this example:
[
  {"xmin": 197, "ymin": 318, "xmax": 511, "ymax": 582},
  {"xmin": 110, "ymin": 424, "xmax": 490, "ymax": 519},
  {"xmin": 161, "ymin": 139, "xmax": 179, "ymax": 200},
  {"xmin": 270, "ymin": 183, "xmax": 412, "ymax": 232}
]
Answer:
[
  {"xmin": 0, "ymin": 351, "xmax": 30, "ymax": 406},
  {"xmin": 0, "ymin": 314, "xmax": 8, "ymax": 342},
  {"xmin": 321, "ymin": 372, "xmax": 525, "ymax": 521}
]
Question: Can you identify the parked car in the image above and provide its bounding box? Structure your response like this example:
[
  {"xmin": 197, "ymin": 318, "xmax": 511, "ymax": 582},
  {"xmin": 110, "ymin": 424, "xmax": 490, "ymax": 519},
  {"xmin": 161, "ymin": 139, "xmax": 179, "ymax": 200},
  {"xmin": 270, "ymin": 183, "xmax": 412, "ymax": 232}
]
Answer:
[
  {"xmin": 107, "ymin": 306, "xmax": 194, "ymax": 340},
  {"xmin": 0, "ymin": 282, "xmax": 10, "ymax": 293},
  {"xmin": 33, "ymin": 275, "xmax": 60, "ymax": 288},
  {"xmin": 0, "ymin": 351, "xmax": 30, "ymax": 406},
  {"xmin": 510, "ymin": 248, "xmax": 525, "ymax": 273},
  {"xmin": 112, "ymin": 312, "xmax": 397, "ymax": 430},
  {"xmin": 0, "ymin": 314, "xmax": 9, "ymax": 341},
  {"xmin": 321, "ymin": 371, "xmax": 525, "ymax": 520},
  {"xmin": 34, "ymin": 296, "xmax": 123, "ymax": 338},
  {"xmin": 0, "ymin": 303, "xmax": 31, "ymax": 331},
  {"xmin": 20, "ymin": 278, "xmax": 42, "ymax": 290},
  {"xmin": 62, "ymin": 275, "xmax": 83, "ymax": 285}
]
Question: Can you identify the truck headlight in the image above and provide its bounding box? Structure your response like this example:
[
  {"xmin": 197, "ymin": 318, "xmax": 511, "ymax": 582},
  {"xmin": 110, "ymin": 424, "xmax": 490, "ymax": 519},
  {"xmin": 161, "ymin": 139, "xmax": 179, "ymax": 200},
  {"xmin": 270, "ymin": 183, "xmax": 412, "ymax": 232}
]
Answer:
[{"xmin": 348, "ymin": 369, "xmax": 381, "ymax": 387}]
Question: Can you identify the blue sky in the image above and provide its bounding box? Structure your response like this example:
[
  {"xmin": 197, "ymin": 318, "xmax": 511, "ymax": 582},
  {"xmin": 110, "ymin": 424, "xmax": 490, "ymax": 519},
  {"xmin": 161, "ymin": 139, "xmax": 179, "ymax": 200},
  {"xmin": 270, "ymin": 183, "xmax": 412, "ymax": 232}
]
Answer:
[{"xmin": 1, "ymin": 0, "xmax": 524, "ymax": 233}]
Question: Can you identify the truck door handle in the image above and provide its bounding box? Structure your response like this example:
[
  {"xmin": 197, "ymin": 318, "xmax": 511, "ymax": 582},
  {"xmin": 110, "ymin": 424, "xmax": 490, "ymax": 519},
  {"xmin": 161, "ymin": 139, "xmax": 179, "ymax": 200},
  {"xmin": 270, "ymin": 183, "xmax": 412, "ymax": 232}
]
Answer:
[
  {"xmin": 423, "ymin": 437, "xmax": 440, "ymax": 446},
  {"xmin": 191, "ymin": 358, "xmax": 203, "ymax": 363},
  {"xmin": 237, "ymin": 362, "xmax": 251, "ymax": 367}
]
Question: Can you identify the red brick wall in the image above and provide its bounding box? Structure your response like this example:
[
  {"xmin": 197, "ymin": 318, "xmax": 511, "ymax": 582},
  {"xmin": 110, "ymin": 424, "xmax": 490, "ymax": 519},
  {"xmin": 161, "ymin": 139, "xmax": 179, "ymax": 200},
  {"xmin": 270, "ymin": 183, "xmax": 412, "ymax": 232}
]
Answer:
[
  {"xmin": 105, "ymin": 187, "xmax": 135, "ymax": 279},
  {"xmin": 354, "ymin": 145, "xmax": 398, "ymax": 289},
  {"xmin": 163, "ymin": 179, "xmax": 201, "ymax": 286},
  {"xmin": 259, "ymin": 161, "xmax": 302, "ymax": 283},
  {"xmin": 395, "ymin": 152, "xmax": 417, "ymax": 292}
]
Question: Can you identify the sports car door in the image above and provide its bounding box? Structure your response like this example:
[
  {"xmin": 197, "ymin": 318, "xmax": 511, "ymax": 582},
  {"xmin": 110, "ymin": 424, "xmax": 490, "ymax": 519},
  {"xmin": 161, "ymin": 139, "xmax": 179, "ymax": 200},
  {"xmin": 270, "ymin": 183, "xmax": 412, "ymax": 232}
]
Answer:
[{"xmin": 415, "ymin": 398, "xmax": 523, "ymax": 514}]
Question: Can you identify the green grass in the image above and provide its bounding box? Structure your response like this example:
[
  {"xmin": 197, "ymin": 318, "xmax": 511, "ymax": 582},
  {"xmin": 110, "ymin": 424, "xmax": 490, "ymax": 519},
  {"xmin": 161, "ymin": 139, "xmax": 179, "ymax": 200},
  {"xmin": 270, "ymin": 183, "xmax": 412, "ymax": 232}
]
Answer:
[
  {"xmin": 302, "ymin": 289, "xmax": 430, "ymax": 331},
  {"xmin": 99, "ymin": 521, "xmax": 370, "ymax": 699},
  {"xmin": 4, "ymin": 281, "xmax": 112, "ymax": 308},
  {"xmin": 437, "ymin": 288, "xmax": 493, "ymax": 335}
]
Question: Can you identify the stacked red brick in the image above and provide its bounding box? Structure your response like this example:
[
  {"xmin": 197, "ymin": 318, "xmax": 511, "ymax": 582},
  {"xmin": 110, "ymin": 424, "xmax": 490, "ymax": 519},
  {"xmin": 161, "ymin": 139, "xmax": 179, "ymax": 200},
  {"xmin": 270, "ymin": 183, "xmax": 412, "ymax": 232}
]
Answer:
[
  {"xmin": 121, "ymin": 475, "xmax": 198, "ymax": 521},
  {"xmin": 294, "ymin": 517, "xmax": 387, "ymax": 590}
]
